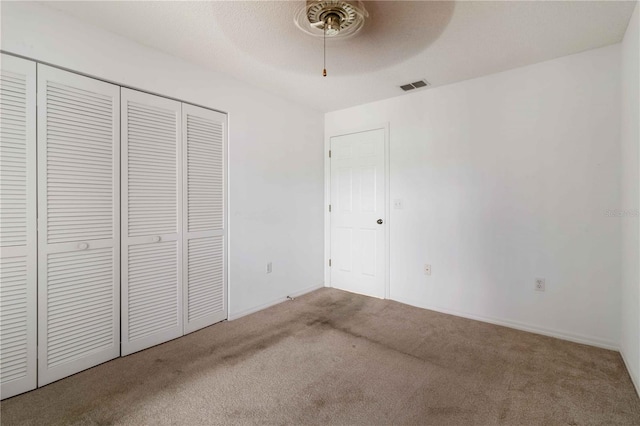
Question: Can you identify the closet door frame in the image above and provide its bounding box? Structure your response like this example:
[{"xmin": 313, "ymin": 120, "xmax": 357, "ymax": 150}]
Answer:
[
  {"xmin": 37, "ymin": 65, "xmax": 120, "ymax": 387},
  {"xmin": 182, "ymin": 104, "xmax": 228, "ymax": 334},
  {"xmin": 121, "ymin": 88, "xmax": 183, "ymax": 356},
  {"xmin": 0, "ymin": 54, "xmax": 37, "ymax": 399}
]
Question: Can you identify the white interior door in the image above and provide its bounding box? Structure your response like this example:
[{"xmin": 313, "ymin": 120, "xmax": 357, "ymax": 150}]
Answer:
[
  {"xmin": 330, "ymin": 128, "xmax": 386, "ymax": 298},
  {"xmin": 182, "ymin": 104, "xmax": 227, "ymax": 334},
  {"xmin": 121, "ymin": 88, "xmax": 182, "ymax": 355},
  {"xmin": 37, "ymin": 65, "xmax": 120, "ymax": 386},
  {"xmin": 0, "ymin": 54, "xmax": 37, "ymax": 399}
]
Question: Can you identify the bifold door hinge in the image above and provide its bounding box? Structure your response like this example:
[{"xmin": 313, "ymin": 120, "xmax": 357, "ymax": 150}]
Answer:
[
  {"xmin": 329, "ymin": 204, "xmax": 331, "ymax": 212},
  {"xmin": 329, "ymin": 259, "xmax": 331, "ymax": 267},
  {"xmin": 329, "ymin": 150, "xmax": 331, "ymax": 158}
]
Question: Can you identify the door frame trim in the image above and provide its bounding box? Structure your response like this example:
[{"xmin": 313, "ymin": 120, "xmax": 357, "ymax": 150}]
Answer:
[{"xmin": 324, "ymin": 123, "xmax": 390, "ymax": 299}]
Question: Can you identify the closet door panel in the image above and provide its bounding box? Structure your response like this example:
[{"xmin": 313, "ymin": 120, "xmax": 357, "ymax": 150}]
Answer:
[
  {"xmin": 37, "ymin": 65, "xmax": 120, "ymax": 386},
  {"xmin": 0, "ymin": 55, "xmax": 37, "ymax": 399},
  {"xmin": 182, "ymin": 104, "xmax": 227, "ymax": 334},
  {"xmin": 121, "ymin": 88, "xmax": 182, "ymax": 356}
]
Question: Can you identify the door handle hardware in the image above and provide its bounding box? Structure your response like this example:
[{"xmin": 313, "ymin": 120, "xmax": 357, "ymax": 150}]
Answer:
[{"xmin": 377, "ymin": 219, "xmax": 383, "ymax": 225}]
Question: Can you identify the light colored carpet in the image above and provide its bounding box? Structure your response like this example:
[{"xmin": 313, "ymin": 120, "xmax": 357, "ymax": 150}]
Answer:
[{"xmin": 1, "ymin": 288, "xmax": 639, "ymax": 425}]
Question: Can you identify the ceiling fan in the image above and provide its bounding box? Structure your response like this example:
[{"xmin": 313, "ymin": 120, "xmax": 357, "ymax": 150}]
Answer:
[{"xmin": 294, "ymin": 1, "xmax": 369, "ymax": 76}]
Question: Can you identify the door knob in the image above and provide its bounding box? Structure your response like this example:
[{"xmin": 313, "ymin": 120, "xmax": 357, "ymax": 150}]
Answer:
[{"xmin": 377, "ymin": 219, "xmax": 383, "ymax": 225}]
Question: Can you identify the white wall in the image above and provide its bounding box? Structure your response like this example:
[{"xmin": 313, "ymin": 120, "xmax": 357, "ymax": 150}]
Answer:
[
  {"xmin": 0, "ymin": 2, "xmax": 325, "ymax": 318},
  {"xmin": 326, "ymin": 45, "xmax": 622, "ymax": 349},
  {"xmin": 620, "ymin": 2, "xmax": 640, "ymax": 395}
]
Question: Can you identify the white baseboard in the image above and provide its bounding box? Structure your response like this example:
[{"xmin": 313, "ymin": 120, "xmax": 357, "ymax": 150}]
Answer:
[
  {"xmin": 394, "ymin": 298, "xmax": 620, "ymax": 351},
  {"xmin": 620, "ymin": 349, "xmax": 640, "ymax": 399},
  {"xmin": 228, "ymin": 283, "xmax": 324, "ymax": 321}
]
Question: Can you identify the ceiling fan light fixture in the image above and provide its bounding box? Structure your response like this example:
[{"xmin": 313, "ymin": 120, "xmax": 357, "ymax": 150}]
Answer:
[
  {"xmin": 294, "ymin": 0, "xmax": 369, "ymax": 39},
  {"xmin": 294, "ymin": 1, "xmax": 368, "ymax": 77}
]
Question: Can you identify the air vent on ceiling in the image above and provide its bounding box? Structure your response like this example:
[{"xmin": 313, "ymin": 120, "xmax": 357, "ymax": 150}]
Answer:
[{"xmin": 400, "ymin": 79, "xmax": 430, "ymax": 92}]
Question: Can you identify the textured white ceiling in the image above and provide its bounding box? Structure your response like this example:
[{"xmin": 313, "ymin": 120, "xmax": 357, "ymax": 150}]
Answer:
[{"xmin": 42, "ymin": 1, "xmax": 636, "ymax": 112}]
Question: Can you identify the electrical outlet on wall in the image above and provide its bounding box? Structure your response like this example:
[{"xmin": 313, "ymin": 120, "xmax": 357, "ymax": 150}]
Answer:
[
  {"xmin": 266, "ymin": 262, "xmax": 272, "ymax": 274},
  {"xmin": 424, "ymin": 264, "xmax": 431, "ymax": 276},
  {"xmin": 535, "ymin": 278, "xmax": 545, "ymax": 292}
]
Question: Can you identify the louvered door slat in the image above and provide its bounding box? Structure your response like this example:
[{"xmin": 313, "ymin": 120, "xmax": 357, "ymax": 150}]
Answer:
[
  {"xmin": 46, "ymin": 86, "xmax": 114, "ymax": 243},
  {"xmin": 0, "ymin": 55, "xmax": 36, "ymax": 400},
  {"xmin": 187, "ymin": 237, "xmax": 224, "ymax": 322},
  {"xmin": 182, "ymin": 104, "xmax": 227, "ymax": 334},
  {"xmin": 121, "ymin": 88, "xmax": 182, "ymax": 356},
  {"xmin": 38, "ymin": 65, "xmax": 120, "ymax": 387},
  {"xmin": 0, "ymin": 257, "xmax": 32, "ymax": 392},
  {"xmin": 0, "ymin": 70, "xmax": 28, "ymax": 248}
]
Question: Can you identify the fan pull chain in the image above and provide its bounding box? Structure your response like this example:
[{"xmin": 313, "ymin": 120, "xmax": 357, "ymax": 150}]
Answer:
[{"xmin": 323, "ymin": 26, "xmax": 327, "ymax": 77}]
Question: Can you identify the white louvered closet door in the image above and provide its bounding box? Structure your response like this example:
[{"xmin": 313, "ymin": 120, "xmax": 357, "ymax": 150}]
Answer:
[
  {"xmin": 182, "ymin": 104, "xmax": 227, "ymax": 334},
  {"xmin": 0, "ymin": 55, "xmax": 37, "ymax": 399},
  {"xmin": 37, "ymin": 65, "xmax": 120, "ymax": 386},
  {"xmin": 121, "ymin": 88, "xmax": 182, "ymax": 356}
]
